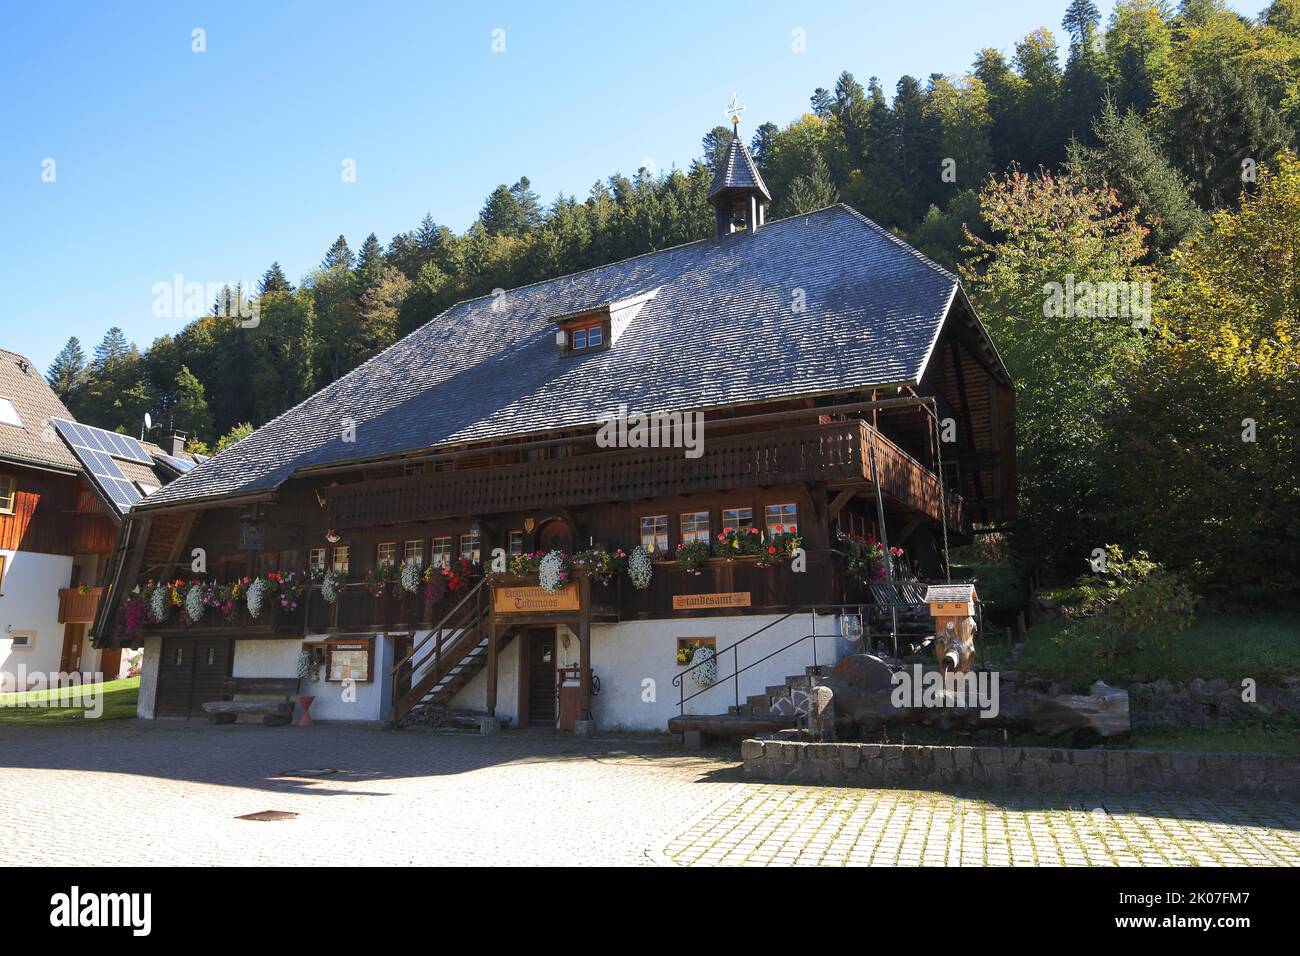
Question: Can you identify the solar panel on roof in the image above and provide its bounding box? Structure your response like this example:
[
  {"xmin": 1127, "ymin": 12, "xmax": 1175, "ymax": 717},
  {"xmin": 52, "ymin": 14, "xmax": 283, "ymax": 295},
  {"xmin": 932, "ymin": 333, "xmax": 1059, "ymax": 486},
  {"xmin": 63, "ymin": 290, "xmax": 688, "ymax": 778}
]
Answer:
[
  {"xmin": 154, "ymin": 453, "xmax": 196, "ymax": 474},
  {"xmin": 52, "ymin": 417, "xmax": 154, "ymax": 515}
]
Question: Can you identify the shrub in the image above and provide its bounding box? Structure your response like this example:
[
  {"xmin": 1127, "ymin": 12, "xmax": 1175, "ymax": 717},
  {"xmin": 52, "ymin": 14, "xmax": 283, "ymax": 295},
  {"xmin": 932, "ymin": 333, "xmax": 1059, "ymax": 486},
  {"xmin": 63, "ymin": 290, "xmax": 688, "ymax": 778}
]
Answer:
[{"xmin": 1055, "ymin": 545, "xmax": 1197, "ymax": 666}]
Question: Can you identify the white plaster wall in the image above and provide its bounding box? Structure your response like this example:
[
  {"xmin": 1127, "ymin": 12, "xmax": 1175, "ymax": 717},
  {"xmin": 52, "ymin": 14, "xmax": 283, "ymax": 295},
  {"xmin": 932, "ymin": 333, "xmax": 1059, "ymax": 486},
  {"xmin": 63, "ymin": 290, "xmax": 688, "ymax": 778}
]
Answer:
[
  {"xmin": 445, "ymin": 635, "xmax": 520, "ymax": 725},
  {"xmin": 442, "ymin": 613, "xmax": 845, "ymax": 733},
  {"xmin": 0, "ymin": 549, "xmax": 72, "ymax": 688},
  {"xmin": 581, "ymin": 613, "xmax": 843, "ymax": 732},
  {"xmin": 136, "ymin": 635, "xmax": 161, "ymax": 718},
  {"xmin": 233, "ymin": 636, "xmax": 392, "ymax": 722}
]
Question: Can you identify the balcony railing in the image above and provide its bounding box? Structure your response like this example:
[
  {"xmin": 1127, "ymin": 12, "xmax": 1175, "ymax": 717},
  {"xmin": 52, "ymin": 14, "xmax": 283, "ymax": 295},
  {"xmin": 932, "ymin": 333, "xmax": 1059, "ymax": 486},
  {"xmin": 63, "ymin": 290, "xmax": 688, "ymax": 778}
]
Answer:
[
  {"xmin": 324, "ymin": 420, "xmax": 967, "ymax": 533},
  {"xmin": 58, "ymin": 587, "xmax": 103, "ymax": 624}
]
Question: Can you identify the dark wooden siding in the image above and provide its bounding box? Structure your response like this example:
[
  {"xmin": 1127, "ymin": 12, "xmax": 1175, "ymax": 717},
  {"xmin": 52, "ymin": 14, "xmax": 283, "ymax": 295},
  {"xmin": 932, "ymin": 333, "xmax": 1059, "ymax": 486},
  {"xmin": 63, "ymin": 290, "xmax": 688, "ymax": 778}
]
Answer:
[{"xmin": 0, "ymin": 464, "xmax": 79, "ymax": 555}]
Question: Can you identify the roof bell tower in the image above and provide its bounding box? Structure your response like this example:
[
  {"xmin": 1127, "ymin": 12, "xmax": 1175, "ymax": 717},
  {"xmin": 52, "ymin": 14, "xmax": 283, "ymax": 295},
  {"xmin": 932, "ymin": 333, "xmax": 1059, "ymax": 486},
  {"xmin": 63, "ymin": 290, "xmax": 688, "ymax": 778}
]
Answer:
[{"xmin": 707, "ymin": 94, "xmax": 772, "ymax": 239}]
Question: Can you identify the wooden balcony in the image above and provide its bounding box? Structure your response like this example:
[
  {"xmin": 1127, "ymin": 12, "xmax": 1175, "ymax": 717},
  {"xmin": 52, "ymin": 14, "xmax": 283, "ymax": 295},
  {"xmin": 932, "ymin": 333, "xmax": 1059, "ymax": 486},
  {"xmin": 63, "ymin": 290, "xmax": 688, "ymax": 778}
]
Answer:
[
  {"xmin": 136, "ymin": 599, "xmax": 303, "ymax": 637},
  {"xmin": 303, "ymin": 584, "xmax": 434, "ymax": 634},
  {"xmin": 58, "ymin": 587, "xmax": 103, "ymax": 624},
  {"xmin": 324, "ymin": 420, "xmax": 967, "ymax": 532}
]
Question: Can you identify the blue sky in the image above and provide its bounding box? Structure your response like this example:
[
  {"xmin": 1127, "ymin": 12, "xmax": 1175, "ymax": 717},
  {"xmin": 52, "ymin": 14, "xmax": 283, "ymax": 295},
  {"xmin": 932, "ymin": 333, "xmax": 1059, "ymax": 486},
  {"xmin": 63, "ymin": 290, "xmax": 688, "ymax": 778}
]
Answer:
[{"xmin": 0, "ymin": 0, "xmax": 1268, "ymax": 371}]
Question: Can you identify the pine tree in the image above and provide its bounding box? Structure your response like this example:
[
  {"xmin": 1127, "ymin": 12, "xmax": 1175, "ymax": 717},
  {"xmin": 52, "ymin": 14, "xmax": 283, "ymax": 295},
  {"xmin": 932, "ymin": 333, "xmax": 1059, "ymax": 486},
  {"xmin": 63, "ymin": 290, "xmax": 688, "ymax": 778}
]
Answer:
[
  {"xmin": 787, "ymin": 152, "xmax": 839, "ymax": 214},
  {"xmin": 322, "ymin": 234, "xmax": 354, "ymax": 270},
  {"xmin": 258, "ymin": 262, "xmax": 292, "ymax": 295},
  {"xmin": 1069, "ymin": 99, "xmax": 1204, "ymax": 251},
  {"xmin": 93, "ymin": 327, "xmax": 131, "ymax": 371},
  {"xmin": 47, "ymin": 337, "xmax": 86, "ymax": 401},
  {"xmin": 355, "ymin": 232, "xmax": 386, "ymax": 292}
]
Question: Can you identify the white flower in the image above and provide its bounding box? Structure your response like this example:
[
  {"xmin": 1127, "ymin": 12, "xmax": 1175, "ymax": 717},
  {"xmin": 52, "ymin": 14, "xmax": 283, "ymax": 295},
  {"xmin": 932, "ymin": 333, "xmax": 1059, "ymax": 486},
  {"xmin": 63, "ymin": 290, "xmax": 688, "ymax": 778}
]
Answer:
[
  {"xmin": 400, "ymin": 562, "xmax": 422, "ymax": 595},
  {"xmin": 690, "ymin": 644, "xmax": 717, "ymax": 688},
  {"xmin": 321, "ymin": 572, "xmax": 340, "ymax": 605},
  {"xmin": 538, "ymin": 550, "xmax": 567, "ymax": 594},
  {"xmin": 628, "ymin": 546, "xmax": 653, "ymax": 590},
  {"xmin": 149, "ymin": 586, "xmax": 169, "ymax": 624},
  {"xmin": 246, "ymin": 577, "xmax": 267, "ymax": 618},
  {"xmin": 185, "ymin": 584, "xmax": 205, "ymax": 624}
]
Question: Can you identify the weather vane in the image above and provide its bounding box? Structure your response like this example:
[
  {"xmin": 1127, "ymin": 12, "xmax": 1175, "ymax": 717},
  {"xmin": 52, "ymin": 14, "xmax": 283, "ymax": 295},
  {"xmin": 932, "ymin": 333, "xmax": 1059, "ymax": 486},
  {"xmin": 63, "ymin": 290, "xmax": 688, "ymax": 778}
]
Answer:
[{"xmin": 725, "ymin": 92, "xmax": 745, "ymax": 128}]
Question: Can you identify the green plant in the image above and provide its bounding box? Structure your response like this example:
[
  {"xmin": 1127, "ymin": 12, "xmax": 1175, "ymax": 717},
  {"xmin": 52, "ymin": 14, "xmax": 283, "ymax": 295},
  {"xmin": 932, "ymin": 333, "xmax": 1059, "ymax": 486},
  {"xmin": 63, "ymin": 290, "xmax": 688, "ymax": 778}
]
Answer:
[
  {"xmin": 1055, "ymin": 545, "xmax": 1197, "ymax": 666},
  {"xmin": 675, "ymin": 540, "xmax": 712, "ymax": 575}
]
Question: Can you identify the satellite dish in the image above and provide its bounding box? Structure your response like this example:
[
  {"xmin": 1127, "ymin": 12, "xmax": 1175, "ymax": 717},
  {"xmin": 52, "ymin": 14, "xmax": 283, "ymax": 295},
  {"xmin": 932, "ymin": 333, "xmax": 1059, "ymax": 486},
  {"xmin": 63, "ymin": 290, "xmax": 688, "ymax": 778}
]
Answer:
[{"xmin": 144, "ymin": 413, "xmax": 153, "ymax": 431}]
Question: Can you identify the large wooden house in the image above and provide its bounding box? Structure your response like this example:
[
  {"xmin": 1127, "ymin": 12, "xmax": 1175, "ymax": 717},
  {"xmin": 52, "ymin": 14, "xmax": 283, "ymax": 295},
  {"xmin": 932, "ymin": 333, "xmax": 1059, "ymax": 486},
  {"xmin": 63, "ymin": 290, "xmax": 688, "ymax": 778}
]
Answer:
[
  {"xmin": 0, "ymin": 348, "xmax": 193, "ymax": 688},
  {"xmin": 95, "ymin": 127, "xmax": 1015, "ymax": 731}
]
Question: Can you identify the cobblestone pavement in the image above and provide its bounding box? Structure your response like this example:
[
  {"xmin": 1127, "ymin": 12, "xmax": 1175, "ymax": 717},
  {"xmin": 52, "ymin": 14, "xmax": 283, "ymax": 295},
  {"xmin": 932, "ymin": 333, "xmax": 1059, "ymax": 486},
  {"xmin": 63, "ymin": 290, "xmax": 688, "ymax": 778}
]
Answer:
[
  {"xmin": 660, "ymin": 785, "xmax": 1300, "ymax": 867},
  {"xmin": 1, "ymin": 722, "xmax": 1297, "ymax": 866}
]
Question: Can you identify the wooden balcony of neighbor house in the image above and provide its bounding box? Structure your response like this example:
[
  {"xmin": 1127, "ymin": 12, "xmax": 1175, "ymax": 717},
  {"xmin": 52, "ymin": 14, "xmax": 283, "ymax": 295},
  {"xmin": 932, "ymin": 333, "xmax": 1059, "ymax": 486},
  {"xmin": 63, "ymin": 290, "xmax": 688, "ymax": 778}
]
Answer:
[
  {"xmin": 323, "ymin": 420, "xmax": 968, "ymax": 533},
  {"xmin": 58, "ymin": 587, "xmax": 103, "ymax": 624}
]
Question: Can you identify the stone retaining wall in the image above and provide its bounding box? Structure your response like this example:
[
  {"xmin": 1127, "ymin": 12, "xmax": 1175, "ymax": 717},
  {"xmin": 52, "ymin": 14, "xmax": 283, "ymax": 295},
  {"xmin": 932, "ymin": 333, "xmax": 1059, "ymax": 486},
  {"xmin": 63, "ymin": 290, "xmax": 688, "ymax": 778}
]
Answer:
[{"xmin": 741, "ymin": 739, "xmax": 1300, "ymax": 800}]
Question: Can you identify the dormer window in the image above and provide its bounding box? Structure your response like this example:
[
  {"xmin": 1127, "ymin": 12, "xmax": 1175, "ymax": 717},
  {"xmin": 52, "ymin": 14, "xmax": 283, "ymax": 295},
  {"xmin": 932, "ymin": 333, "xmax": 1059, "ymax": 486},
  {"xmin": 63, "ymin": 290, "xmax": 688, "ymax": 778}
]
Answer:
[
  {"xmin": 558, "ymin": 316, "xmax": 610, "ymax": 355},
  {"xmin": 572, "ymin": 324, "xmax": 603, "ymax": 350}
]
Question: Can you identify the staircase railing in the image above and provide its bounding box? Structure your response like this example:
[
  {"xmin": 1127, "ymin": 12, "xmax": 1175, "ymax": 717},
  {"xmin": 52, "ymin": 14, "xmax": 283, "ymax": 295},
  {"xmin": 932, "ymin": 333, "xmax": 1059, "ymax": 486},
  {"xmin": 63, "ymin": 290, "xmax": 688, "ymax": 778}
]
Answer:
[
  {"xmin": 391, "ymin": 577, "xmax": 490, "ymax": 721},
  {"xmin": 671, "ymin": 604, "xmax": 870, "ymax": 715}
]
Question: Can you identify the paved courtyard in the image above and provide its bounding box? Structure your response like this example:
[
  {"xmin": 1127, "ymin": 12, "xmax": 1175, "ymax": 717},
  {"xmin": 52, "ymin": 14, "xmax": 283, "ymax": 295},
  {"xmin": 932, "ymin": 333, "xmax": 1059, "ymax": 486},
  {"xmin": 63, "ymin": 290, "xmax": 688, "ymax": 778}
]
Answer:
[{"xmin": 0, "ymin": 721, "xmax": 1297, "ymax": 866}]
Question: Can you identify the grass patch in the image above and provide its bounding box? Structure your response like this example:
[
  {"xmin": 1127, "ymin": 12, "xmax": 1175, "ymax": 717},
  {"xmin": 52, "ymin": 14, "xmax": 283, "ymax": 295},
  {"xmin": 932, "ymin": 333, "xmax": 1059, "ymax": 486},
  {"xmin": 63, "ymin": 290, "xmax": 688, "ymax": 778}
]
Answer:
[
  {"xmin": 986, "ymin": 611, "xmax": 1300, "ymax": 684},
  {"xmin": 0, "ymin": 677, "xmax": 139, "ymax": 725},
  {"xmin": 1125, "ymin": 718, "xmax": 1300, "ymax": 755}
]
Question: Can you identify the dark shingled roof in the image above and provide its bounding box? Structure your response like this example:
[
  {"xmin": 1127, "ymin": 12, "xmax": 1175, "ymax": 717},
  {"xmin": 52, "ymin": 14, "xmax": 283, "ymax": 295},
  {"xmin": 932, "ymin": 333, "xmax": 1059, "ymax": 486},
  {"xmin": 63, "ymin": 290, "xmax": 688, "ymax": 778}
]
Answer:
[
  {"xmin": 140, "ymin": 204, "xmax": 974, "ymax": 510},
  {"xmin": 0, "ymin": 348, "xmax": 81, "ymax": 473},
  {"xmin": 708, "ymin": 129, "xmax": 772, "ymax": 203}
]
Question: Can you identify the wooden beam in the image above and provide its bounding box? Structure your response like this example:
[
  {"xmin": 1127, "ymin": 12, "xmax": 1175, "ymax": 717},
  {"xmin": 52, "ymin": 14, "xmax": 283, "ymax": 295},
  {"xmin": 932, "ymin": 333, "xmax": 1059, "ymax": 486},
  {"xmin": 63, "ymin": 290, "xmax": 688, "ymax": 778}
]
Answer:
[
  {"xmin": 828, "ymin": 489, "xmax": 856, "ymax": 520},
  {"xmin": 578, "ymin": 576, "xmax": 592, "ymax": 722},
  {"xmin": 485, "ymin": 617, "xmax": 499, "ymax": 718}
]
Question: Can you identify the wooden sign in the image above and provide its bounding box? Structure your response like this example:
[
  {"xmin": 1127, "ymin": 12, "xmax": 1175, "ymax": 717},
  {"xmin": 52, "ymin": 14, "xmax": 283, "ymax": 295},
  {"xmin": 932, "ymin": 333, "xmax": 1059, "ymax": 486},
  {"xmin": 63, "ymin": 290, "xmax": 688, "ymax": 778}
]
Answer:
[
  {"xmin": 672, "ymin": 591, "xmax": 752, "ymax": 611},
  {"xmin": 493, "ymin": 584, "xmax": 580, "ymax": 614}
]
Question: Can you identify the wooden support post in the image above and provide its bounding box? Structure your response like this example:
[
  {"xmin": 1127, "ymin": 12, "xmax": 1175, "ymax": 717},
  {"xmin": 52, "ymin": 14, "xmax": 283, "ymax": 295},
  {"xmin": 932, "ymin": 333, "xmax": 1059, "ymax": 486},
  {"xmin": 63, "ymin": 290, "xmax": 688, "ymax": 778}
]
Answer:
[
  {"xmin": 578, "ymin": 576, "xmax": 592, "ymax": 721},
  {"xmin": 1016, "ymin": 612, "xmax": 1027, "ymax": 644},
  {"xmin": 485, "ymin": 618, "xmax": 499, "ymax": 718}
]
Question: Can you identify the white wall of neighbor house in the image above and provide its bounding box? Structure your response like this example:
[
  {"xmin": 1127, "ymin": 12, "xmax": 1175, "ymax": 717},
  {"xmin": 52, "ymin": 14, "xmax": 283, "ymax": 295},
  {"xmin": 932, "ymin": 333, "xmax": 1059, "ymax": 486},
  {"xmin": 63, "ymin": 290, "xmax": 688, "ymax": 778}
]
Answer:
[
  {"xmin": 0, "ymin": 549, "xmax": 72, "ymax": 688},
  {"xmin": 445, "ymin": 613, "xmax": 844, "ymax": 732},
  {"xmin": 234, "ymin": 635, "xmax": 395, "ymax": 722}
]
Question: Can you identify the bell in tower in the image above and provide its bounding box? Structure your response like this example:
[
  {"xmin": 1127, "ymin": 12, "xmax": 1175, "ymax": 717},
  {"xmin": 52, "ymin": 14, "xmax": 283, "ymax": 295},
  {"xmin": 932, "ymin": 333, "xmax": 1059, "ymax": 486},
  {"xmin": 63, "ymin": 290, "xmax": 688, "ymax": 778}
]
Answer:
[{"xmin": 707, "ymin": 94, "xmax": 772, "ymax": 239}]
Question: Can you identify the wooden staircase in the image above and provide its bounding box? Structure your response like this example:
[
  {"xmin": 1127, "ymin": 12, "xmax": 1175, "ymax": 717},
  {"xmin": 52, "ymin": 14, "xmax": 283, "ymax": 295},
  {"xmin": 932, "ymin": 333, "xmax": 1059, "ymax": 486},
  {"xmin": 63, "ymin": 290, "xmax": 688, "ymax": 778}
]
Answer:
[{"xmin": 393, "ymin": 579, "xmax": 511, "ymax": 725}]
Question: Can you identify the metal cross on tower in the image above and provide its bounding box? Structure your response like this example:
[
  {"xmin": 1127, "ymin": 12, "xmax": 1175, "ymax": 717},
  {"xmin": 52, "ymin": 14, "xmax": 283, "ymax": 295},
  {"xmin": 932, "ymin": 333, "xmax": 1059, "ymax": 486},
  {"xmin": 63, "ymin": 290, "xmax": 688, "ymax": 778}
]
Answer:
[{"xmin": 725, "ymin": 92, "xmax": 745, "ymax": 128}]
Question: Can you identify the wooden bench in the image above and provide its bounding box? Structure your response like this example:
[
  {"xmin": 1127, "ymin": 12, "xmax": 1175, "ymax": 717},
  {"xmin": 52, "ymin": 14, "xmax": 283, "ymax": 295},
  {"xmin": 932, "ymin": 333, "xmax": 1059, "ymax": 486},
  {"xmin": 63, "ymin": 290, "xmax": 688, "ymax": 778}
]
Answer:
[{"xmin": 203, "ymin": 677, "xmax": 301, "ymax": 726}]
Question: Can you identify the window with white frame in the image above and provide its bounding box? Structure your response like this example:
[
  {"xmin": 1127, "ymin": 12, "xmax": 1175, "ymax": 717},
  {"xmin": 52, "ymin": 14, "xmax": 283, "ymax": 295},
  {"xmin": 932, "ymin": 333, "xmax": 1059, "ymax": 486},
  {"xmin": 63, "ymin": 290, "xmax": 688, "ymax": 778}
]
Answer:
[
  {"xmin": 308, "ymin": 548, "xmax": 326, "ymax": 571},
  {"xmin": 377, "ymin": 542, "xmax": 398, "ymax": 567},
  {"xmin": 0, "ymin": 475, "xmax": 15, "ymax": 515},
  {"xmin": 0, "ymin": 398, "xmax": 21, "ymax": 428},
  {"xmin": 680, "ymin": 511, "xmax": 710, "ymax": 544},
  {"xmin": 403, "ymin": 540, "xmax": 424, "ymax": 566},
  {"xmin": 508, "ymin": 530, "xmax": 524, "ymax": 556},
  {"xmin": 459, "ymin": 531, "xmax": 481, "ymax": 564},
  {"xmin": 640, "ymin": 514, "xmax": 668, "ymax": 554},
  {"xmin": 430, "ymin": 536, "xmax": 452, "ymax": 568},
  {"xmin": 722, "ymin": 506, "xmax": 753, "ymax": 530},
  {"xmin": 332, "ymin": 546, "xmax": 350, "ymax": 576},
  {"xmin": 764, "ymin": 503, "xmax": 798, "ymax": 535}
]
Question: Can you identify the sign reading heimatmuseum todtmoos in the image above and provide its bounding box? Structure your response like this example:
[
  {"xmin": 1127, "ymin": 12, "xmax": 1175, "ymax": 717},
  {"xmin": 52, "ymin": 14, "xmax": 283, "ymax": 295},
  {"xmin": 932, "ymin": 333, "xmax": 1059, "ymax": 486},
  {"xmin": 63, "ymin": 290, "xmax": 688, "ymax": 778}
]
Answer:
[{"xmin": 494, "ymin": 584, "xmax": 580, "ymax": 613}]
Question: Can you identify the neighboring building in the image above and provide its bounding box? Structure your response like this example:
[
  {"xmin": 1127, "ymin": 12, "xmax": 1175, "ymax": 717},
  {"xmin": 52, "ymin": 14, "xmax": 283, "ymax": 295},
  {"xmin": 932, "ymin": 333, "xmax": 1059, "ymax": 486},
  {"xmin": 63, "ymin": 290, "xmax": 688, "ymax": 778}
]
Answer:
[
  {"xmin": 96, "ymin": 125, "xmax": 1015, "ymax": 730},
  {"xmin": 0, "ymin": 347, "xmax": 194, "ymax": 689}
]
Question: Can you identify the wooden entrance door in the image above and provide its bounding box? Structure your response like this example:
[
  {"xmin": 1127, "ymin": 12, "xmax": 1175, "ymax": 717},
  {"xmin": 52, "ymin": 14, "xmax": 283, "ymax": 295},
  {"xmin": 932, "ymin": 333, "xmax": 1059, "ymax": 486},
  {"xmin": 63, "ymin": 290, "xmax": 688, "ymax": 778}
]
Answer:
[
  {"xmin": 526, "ymin": 630, "xmax": 557, "ymax": 726},
  {"xmin": 59, "ymin": 623, "xmax": 84, "ymax": 673},
  {"xmin": 156, "ymin": 637, "xmax": 233, "ymax": 718}
]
